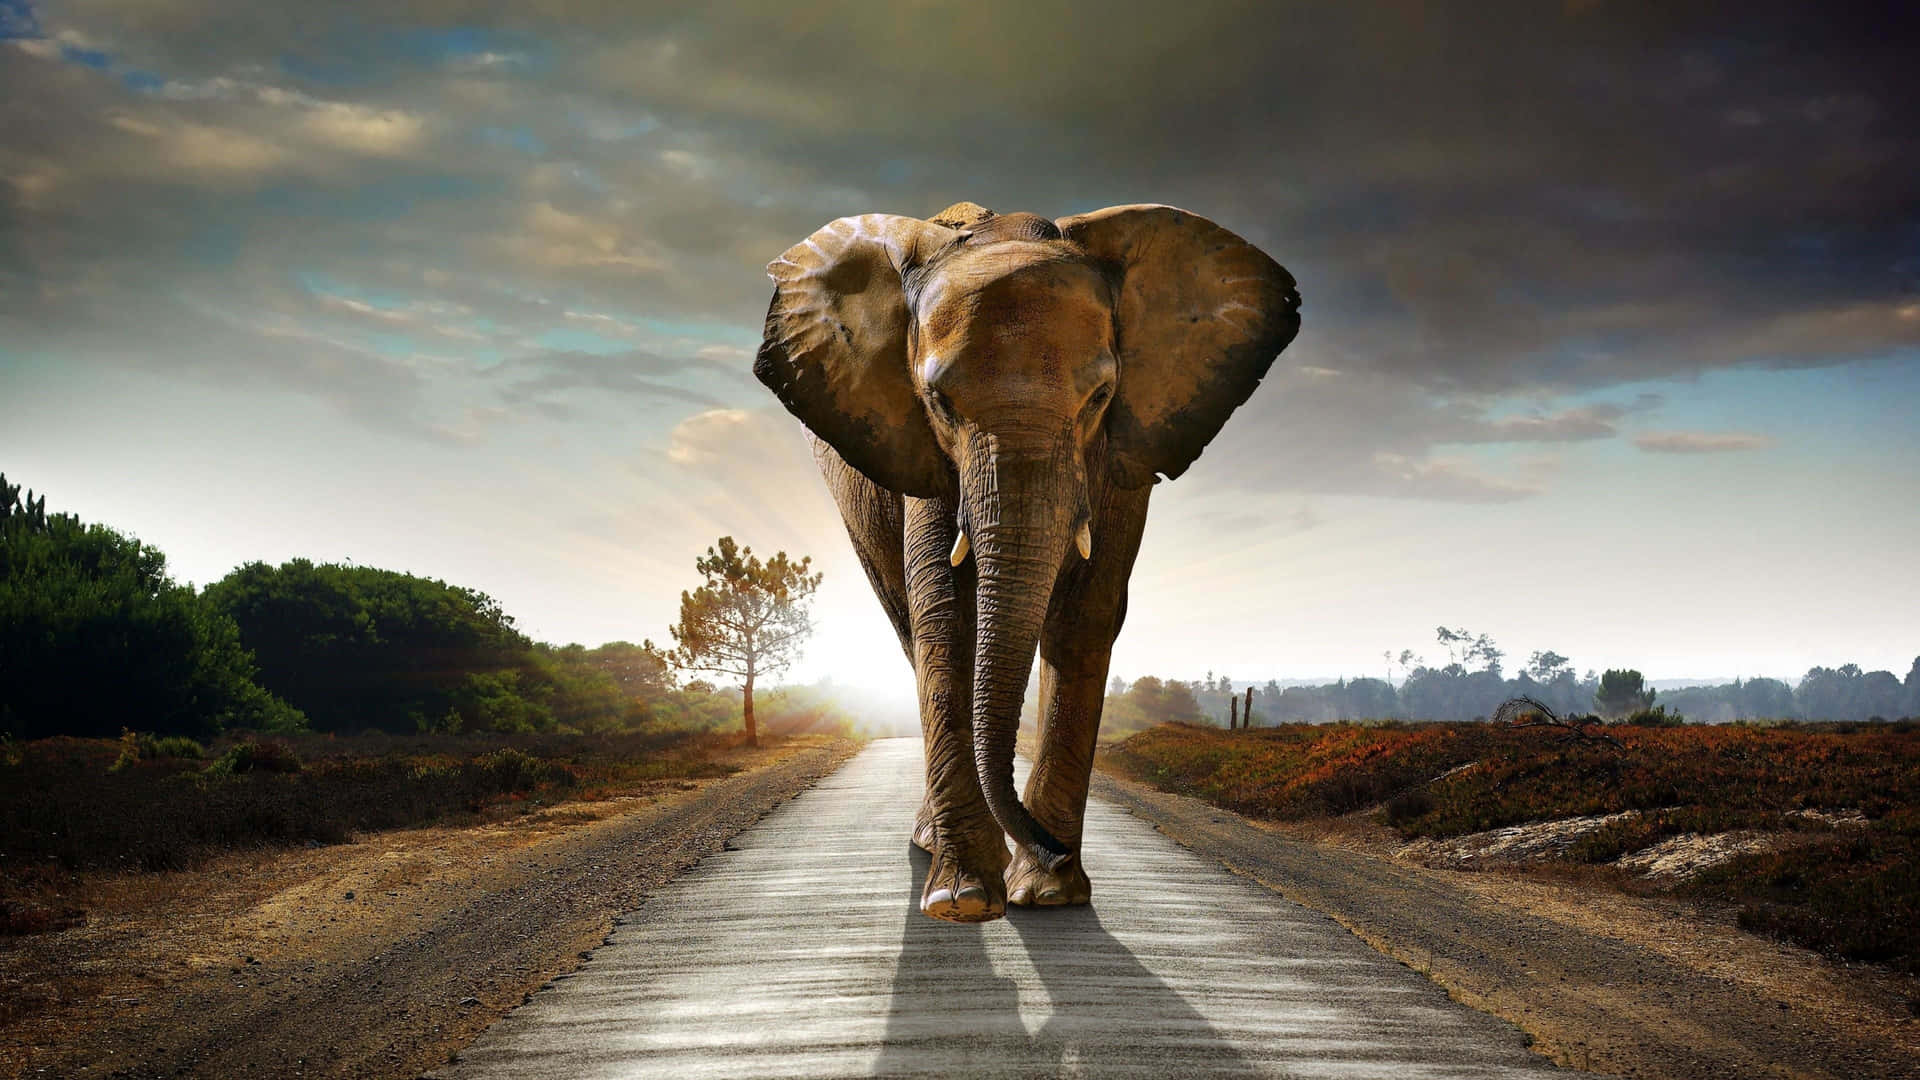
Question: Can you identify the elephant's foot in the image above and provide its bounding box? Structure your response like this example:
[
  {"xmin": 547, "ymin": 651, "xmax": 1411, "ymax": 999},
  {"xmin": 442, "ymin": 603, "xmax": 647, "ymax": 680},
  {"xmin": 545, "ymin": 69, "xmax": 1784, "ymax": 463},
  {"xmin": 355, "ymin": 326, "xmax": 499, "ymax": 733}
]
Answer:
[
  {"xmin": 920, "ymin": 830, "xmax": 1009, "ymax": 923},
  {"xmin": 1006, "ymin": 846, "xmax": 1091, "ymax": 907}
]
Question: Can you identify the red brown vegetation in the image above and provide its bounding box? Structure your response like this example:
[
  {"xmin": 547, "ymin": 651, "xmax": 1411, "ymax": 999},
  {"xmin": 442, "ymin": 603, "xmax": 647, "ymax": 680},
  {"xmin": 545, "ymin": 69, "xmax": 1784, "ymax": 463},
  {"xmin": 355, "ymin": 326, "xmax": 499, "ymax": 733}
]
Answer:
[{"xmin": 1103, "ymin": 720, "xmax": 1920, "ymax": 973}]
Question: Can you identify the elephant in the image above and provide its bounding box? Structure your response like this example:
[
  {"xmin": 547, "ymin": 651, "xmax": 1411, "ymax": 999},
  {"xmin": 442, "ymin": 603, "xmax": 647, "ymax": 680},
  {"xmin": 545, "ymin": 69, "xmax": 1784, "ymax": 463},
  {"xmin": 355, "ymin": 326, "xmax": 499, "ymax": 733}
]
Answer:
[{"xmin": 754, "ymin": 201, "xmax": 1300, "ymax": 922}]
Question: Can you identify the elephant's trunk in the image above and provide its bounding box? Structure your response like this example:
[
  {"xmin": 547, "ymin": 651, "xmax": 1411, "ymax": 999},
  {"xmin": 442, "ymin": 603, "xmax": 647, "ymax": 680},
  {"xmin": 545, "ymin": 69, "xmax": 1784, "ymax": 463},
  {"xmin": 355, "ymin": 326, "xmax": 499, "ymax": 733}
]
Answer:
[{"xmin": 965, "ymin": 436, "xmax": 1077, "ymax": 873}]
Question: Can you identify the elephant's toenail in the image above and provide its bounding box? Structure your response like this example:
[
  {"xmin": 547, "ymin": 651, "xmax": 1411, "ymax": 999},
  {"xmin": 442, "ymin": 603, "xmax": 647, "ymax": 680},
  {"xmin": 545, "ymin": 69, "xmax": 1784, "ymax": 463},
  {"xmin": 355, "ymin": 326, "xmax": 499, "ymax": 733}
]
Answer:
[
  {"xmin": 925, "ymin": 887, "xmax": 954, "ymax": 909},
  {"xmin": 1038, "ymin": 887, "xmax": 1062, "ymax": 902},
  {"xmin": 956, "ymin": 884, "xmax": 987, "ymax": 902}
]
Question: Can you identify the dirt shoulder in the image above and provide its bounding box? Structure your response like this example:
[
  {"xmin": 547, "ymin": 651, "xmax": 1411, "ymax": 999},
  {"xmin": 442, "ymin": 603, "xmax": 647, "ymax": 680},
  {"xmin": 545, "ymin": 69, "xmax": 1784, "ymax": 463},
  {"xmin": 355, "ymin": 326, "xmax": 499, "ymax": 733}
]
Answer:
[
  {"xmin": 1092, "ymin": 765, "xmax": 1920, "ymax": 1080},
  {"xmin": 0, "ymin": 735, "xmax": 859, "ymax": 1080}
]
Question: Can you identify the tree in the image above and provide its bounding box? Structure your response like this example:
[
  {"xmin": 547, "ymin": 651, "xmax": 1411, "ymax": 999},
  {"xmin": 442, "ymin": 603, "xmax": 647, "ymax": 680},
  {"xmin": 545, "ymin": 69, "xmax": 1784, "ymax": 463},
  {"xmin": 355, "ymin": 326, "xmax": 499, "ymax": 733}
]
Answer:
[
  {"xmin": 1432, "ymin": 626, "xmax": 1502, "ymax": 676},
  {"xmin": 1594, "ymin": 668, "xmax": 1655, "ymax": 719},
  {"xmin": 1470, "ymin": 634, "xmax": 1505, "ymax": 678},
  {"xmin": 1796, "ymin": 665, "xmax": 1856, "ymax": 720},
  {"xmin": 669, "ymin": 537, "xmax": 821, "ymax": 746},
  {"xmin": 1857, "ymin": 669, "xmax": 1901, "ymax": 721},
  {"xmin": 577, "ymin": 639, "xmax": 677, "ymax": 726},
  {"xmin": 1112, "ymin": 676, "xmax": 1204, "ymax": 727},
  {"xmin": 1738, "ymin": 676, "xmax": 1796, "ymax": 720},
  {"xmin": 2, "ymin": 473, "xmax": 299, "ymax": 738},
  {"xmin": 206, "ymin": 558, "xmax": 538, "ymax": 733},
  {"xmin": 1526, "ymin": 650, "xmax": 1572, "ymax": 682},
  {"xmin": 1435, "ymin": 627, "xmax": 1475, "ymax": 668},
  {"xmin": 1341, "ymin": 677, "xmax": 1398, "ymax": 719}
]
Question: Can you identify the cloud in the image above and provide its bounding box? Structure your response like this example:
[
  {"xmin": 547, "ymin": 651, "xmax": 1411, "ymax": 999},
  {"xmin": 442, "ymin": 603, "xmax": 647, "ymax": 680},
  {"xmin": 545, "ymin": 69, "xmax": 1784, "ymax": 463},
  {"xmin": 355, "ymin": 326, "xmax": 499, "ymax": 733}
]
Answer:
[
  {"xmin": 1368, "ymin": 453, "xmax": 1544, "ymax": 503},
  {"xmin": 1479, "ymin": 404, "xmax": 1631, "ymax": 443},
  {"xmin": 5, "ymin": 1, "xmax": 1916, "ymax": 505},
  {"xmin": 507, "ymin": 201, "xmax": 666, "ymax": 273},
  {"xmin": 485, "ymin": 347, "xmax": 739, "ymax": 415},
  {"xmin": 1177, "ymin": 359, "xmax": 1633, "ymax": 502},
  {"xmin": 289, "ymin": 98, "xmax": 427, "ymax": 157},
  {"xmin": 1634, "ymin": 430, "xmax": 1778, "ymax": 454},
  {"xmin": 666, "ymin": 408, "xmax": 752, "ymax": 464},
  {"xmin": 648, "ymin": 406, "xmax": 844, "ymax": 558},
  {"xmin": 427, "ymin": 404, "xmax": 510, "ymax": 446},
  {"xmin": 105, "ymin": 111, "xmax": 290, "ymax": 179}
]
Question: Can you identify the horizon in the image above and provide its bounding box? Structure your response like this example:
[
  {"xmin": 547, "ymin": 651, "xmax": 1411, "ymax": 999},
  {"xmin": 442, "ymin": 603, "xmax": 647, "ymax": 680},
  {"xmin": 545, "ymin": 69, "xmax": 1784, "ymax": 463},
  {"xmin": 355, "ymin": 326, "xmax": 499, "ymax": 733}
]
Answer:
[
  {"xmin": 9, "ymin": 465, "xmax": 1905, "ymax": 693},
  {"xmin": 6, "ymin": 3, "xmax": 1918, "ymax": 696}
]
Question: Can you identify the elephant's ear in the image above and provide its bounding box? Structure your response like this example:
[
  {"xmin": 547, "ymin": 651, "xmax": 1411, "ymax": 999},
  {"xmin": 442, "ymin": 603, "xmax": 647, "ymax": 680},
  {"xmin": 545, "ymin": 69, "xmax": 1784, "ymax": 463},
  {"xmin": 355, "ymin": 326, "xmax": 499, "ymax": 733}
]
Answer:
[
  {"xmin": 1058, "ymin": 205, "xmax": 1301, "ymax": 488},
  {"xmin": 756, "ymin": 214, "xmax": 961, "ymax": 498}
]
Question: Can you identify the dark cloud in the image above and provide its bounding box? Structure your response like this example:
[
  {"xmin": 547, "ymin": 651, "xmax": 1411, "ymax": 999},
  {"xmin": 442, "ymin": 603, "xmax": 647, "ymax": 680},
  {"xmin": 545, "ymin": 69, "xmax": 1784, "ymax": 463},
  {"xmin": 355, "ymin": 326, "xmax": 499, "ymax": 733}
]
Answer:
[{"xmin": 5, "ymin": 1, "xmax": 1916, "ymax": 499}]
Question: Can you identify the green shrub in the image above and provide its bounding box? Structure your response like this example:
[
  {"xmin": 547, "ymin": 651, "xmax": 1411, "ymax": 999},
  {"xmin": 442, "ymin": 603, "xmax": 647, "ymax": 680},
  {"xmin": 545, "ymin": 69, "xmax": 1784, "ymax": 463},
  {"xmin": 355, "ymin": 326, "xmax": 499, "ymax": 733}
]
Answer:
[
  {"xmin": 110, "ymin": 730, "xmax": 207, "ymax": 771},
  {"xmin": 1623, "ymin": 705, "xmax": 1686, "ymax": 727},
  {"xmin": 151, "ymin": 735, "xmax": 206, "ymax": 759},
  {"xmin": 207, "ymin": 739, "xmax": 303, "ymax": 775}
]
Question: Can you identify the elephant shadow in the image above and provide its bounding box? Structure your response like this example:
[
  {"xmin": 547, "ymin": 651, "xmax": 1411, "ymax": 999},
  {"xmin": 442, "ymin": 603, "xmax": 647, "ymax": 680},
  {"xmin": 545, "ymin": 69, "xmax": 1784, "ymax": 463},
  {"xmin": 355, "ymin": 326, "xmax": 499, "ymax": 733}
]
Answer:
[{"xmin": 871, "ymin": 846, "xmax": 1258, "ymax": 1077}]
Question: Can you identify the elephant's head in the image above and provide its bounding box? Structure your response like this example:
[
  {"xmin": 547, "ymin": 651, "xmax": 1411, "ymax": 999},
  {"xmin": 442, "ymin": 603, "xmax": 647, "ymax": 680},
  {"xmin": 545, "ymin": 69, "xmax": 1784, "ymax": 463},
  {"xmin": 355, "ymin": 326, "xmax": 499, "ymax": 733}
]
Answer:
[{"xmin": 756, "ymin": 203, "xmax": 1299, "ymax": 872}]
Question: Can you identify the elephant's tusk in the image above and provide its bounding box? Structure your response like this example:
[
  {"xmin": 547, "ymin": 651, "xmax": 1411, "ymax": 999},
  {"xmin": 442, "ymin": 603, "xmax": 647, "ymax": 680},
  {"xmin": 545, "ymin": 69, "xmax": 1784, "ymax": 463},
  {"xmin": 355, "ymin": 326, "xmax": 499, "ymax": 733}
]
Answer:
[
  {"xmin": 949, "ymin": 529, "xmax": 970, "ymax": 567},
  {"xmin": 1075, "ymin": 521, "xmax": 1093, "ymax": 560}
]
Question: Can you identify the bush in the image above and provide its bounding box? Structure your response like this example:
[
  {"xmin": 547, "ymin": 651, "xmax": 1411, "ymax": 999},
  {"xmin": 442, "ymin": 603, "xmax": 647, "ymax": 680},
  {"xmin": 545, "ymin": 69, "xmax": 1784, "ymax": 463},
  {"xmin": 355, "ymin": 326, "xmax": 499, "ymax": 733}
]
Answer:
[
  {"xmin": 473, "ymin": 746, "xmax": 573, "ymax": 791},
  {"xmin": 1694, "ymin": 816, "xmax": 1920, "ymax": 974},
  {"xmin": 206, "ymin": 739, "xmax": 303, "ymax": 775},
  {"xmin": 151, "ymin": 735, "xmax": 206, "ymax": 759},
  {"xmin": 1104, "ymin": 720, "xmax": 1920, "ymax": 975},
  {"xmin": 0, "ymin": 730, "xmax": 729, "ymax": 877},
  {"xmin": 111, "ymin": 730, "xmax": 207, "ymax": 771},
  {"xmin": 1383, "ymin": 788, "xmax": 1435, "ymax": 824},
  {"xmin": 1623, "ymin": 705, "xmax": 1686, "ymax": 727}
]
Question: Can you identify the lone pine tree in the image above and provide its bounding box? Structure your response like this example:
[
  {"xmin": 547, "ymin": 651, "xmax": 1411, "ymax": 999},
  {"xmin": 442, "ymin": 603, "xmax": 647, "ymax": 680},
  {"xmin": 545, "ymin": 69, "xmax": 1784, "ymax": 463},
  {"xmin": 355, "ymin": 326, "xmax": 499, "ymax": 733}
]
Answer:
[
  {"xmin": 1594, "ymin": 668, "xmax": 1656, "ymax": 719},
  {"xmin": 669, "ymin": 537, "xmax": 821, "ymax": 746}
]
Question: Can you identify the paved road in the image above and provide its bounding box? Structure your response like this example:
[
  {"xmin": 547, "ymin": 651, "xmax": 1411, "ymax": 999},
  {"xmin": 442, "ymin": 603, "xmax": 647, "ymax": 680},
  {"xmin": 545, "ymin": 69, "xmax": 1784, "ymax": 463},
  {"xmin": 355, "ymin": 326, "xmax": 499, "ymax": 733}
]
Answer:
[{"xmin": 436, "ymin": 738, "xmax": 1562, "ymax": 1079}]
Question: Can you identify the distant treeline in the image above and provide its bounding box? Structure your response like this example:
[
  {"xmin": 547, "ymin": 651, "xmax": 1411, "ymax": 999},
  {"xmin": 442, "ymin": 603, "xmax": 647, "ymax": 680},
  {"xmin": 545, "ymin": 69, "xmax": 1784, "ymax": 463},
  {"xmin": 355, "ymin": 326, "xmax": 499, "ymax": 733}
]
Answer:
[
  {"xmin": 0, "ymin": 474, "xmax": 850, "ymax": 740},
  {"xmin": 1110, "ymin": 627, "xmax": 1919, "ymax": 732}
]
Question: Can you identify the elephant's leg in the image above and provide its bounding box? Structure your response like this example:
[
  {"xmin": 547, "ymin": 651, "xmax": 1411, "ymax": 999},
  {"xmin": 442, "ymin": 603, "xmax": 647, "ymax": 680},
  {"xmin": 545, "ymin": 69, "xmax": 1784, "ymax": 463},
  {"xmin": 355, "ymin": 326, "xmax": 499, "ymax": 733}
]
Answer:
[
  {"xmin": 808, "ymin": 440, "xmax": 955, "ymax": 859},
  {"xmin": 1007, "ymin": 482, "xmax": 1152, "ymax": 907},
  {"xmin": 903, "ymin": 496, "xmax": 1008, "ymax": 922},
  {"xmin": 809, "ymin": 436, "xmax": 913, "ymax": 661}
]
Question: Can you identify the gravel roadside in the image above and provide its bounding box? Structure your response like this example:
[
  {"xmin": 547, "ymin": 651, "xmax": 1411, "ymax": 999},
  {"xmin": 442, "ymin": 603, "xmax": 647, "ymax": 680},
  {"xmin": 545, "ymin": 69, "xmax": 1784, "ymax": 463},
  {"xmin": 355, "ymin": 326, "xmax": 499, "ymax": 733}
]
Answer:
[
  {"xmin": 0, "ymin": 736, "xmax": 859, "ymax": 1080},
  {"xmin": 1092, "ymin": 766, "xmax": 1920, "ymax": 1080}
]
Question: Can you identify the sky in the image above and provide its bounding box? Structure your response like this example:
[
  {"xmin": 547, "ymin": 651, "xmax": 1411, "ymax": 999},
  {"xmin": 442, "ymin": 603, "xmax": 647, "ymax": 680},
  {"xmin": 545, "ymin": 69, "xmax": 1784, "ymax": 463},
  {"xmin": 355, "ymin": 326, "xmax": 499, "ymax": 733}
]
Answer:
[{"xmin": 4, "ymin": 1, "xmax": 1918, "ymax": 702}]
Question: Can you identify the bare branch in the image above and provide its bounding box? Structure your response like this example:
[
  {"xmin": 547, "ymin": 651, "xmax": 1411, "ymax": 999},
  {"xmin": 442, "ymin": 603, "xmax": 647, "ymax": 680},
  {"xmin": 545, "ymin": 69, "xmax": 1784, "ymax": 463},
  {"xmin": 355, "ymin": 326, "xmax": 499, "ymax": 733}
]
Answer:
[{"xmin": 1493, "ymin": 696, "xmax": 1624, "ymax": 749}]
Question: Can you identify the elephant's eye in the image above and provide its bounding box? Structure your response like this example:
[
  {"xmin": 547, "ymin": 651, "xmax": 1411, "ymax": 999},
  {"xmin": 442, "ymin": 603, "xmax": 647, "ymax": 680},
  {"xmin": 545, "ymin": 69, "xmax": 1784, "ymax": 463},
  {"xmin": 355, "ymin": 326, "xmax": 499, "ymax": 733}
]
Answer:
[
  {"xmin": 1087, "ymin": 384, "xmax": 1114, "ymax": 410},
  {"xmin": 928, "ymin": 388, "xmax": 957, "ymax": 422}
]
